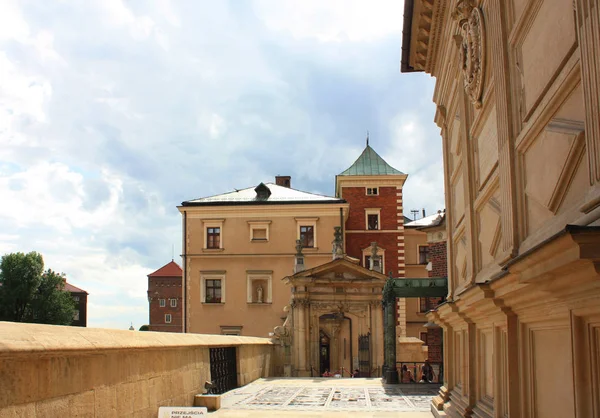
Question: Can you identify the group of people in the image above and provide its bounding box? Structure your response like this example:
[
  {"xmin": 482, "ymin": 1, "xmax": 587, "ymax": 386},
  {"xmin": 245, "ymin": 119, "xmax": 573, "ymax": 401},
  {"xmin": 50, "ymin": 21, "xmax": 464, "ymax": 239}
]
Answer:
[
  {"xmin": 401, "ymin": 360, "xmax": 437, "ymax": 383},
  {"xmin": 321, "ymin": 369, "xmax": 361, "ymax": 378}
]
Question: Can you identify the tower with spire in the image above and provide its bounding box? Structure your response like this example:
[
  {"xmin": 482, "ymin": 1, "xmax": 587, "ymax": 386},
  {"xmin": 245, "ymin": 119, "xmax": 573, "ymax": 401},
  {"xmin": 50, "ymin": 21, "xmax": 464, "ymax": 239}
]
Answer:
[{"xmin": 335, "ymin": 141, "xmax": 408, "ymax": 279}]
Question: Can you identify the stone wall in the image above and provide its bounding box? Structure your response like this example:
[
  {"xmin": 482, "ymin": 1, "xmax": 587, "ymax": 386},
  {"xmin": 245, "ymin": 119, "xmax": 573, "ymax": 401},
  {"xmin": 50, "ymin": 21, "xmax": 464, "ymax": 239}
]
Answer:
[{"xmin": 0, "ymin": 322, "xmax": 273, "ymax": 417}]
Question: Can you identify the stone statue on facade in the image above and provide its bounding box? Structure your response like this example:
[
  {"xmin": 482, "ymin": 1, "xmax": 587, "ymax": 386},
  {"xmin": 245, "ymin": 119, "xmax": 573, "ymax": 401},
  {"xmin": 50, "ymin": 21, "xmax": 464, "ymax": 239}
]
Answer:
[
  {"xmin": 332, "ymin": 226, "xmax": 344, "ymax": 260},
  {"xmin": 257, "ymin": 284, "xmax": 263, "ymax": 303}
]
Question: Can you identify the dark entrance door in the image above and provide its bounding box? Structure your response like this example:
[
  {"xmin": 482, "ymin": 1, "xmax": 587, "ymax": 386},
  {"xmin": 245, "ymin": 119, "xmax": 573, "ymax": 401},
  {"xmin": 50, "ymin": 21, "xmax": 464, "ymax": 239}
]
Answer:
[
  {"xmin": 358, "ymin": 332, "xmax": 371, "ymax": 377},
  {"xmin": 319, "ymin": 331, "xmax": 330, "ymax": 375}
]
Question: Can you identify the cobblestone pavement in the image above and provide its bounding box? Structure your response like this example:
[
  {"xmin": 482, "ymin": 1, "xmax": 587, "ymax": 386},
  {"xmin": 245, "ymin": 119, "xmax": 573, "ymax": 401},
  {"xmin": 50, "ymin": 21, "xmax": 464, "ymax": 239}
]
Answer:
[{"xmin": 212, "ymin": 378, "xmax": 438, "ymax": 417}]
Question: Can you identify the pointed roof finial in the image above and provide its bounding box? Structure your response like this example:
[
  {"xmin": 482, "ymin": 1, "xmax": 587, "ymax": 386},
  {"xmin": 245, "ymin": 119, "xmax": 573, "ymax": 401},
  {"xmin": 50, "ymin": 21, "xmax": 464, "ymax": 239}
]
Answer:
[{"xmin": 366, "ymin": 130, "xmax": 369, "ymax": 147}]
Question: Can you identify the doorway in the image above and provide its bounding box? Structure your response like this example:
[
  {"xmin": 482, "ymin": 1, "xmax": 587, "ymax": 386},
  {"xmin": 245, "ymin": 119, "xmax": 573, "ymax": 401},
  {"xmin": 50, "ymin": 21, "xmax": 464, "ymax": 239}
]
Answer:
[{"xmin": 319, "ymin": 330, "xmax": 330, "ymax": 375}]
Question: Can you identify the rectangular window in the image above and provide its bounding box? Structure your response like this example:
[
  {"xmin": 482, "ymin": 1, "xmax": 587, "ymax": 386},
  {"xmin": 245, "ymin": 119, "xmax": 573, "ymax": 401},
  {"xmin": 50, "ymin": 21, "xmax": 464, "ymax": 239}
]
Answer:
[
  {"xmin": 207, "ymin": 227, "xmax": 221, "ymax": 249},
  {"xmin": 159, "ymin": 298, "xmax": 166, "ymax": 307},
  {"xmin": 252, "ymin": 228, "xmax": 267, "ymax": 240},
  {"xmin": 365, "ymin": 256, "xmax": 381, "ymax": 271},
  {"xmin": 170, "ymin": 298, "xmax": 177, "ymax": 308},
  {"xmin": 205, "ymin": 279, "xmax": 222, "ymax": 303},
  {"xmin": 419, "ymin": 245, "xmax": 430, "ymax": 264},
  {"xmin": 300, "ymin": 225, "xmax": 314, "ymax": 248},
  {"xmin": 367, "ymin": 214, "xmax": 379, "ymax": 230},
  {"xmin": 73, "ymin": 311, "xmax": 80, "ymax": 321},
  {"xmin": 165, "ymin": 314, "xmax": 172, "ymax": 323},
  {"xmin": 73, "ymin": 296, "xmax": 80, "ymax": 302},
  {"xmin": 366, "ymin": 187, "xmax": 378, "ymax": 195}
]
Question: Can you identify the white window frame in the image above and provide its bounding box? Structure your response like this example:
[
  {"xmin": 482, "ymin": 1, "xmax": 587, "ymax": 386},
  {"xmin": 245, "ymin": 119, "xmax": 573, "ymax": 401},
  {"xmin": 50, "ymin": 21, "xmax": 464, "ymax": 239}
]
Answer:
[
  {"xmin": 201, "ymin": 273, "xmax": 226, "ymax": 303},
  {"xmin": 362, "ymin": 246, "xmax": 386, "ymax": 272},
  {"xmin": 165, "ymin": 314, "xmax": 172, "ymax": 323},
  {"xmin": 246, "ymin": 272, "xmax": 273, "ymax": 303},
  {"xmin": 73, "ymin": 296, "xmax": 80, "ymax": 302},
  {"xmin": 248, "ymin": 220, "xmax": 271, "ymax": 242},
  {"xmin": 170, "ymin": 298, "xmax": 177, "ymax": 308},
  {"xmin": 202, "ymin": 219, "xmax": 225, "ymax": 249},
  {"xmin": 295, "ymin": 217, "xmax": 319, "ymax": 248},
  {"xmin": 159, "ymin": 298, "xmax": 166, "ymax": 307},
  {"xmin": 220, "ymin": 326, "xmax": 242, "ymax": 336},
  {"xmin": 73, "ymin": 311, "xmax": 80, "ymax": 321},
  {"xmin": 365, "ymin": 208, "xmax": 381, "ymax": 231},
  {"xmin": 366, "ymin": 187, "xmax": 379, "ymax": 196}
]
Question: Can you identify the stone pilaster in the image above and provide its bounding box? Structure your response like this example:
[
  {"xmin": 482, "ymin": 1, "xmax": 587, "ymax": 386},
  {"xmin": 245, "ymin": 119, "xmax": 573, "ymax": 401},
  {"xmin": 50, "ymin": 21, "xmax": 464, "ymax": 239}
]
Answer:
[
  {"xmin": 488, "ymin": 0, "xmax": 519, "ymax": 264},
  {"xmin": 575, "ymin": 0, "xmax": 600, "ymax": 208}
]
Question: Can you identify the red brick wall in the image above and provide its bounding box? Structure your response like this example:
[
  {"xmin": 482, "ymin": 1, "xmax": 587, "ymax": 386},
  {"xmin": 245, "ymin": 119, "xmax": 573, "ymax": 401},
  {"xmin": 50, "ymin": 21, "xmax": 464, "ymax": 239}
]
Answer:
[
  {"xmin": 148, "ymin": 276, "xmax": 183, "ymax": 333},
  {"xmin": 426, "ymin": 327, "xmax": 443, "ymax": 363},
  {"xmin": 428, "ymin": 241, "xmax": 447, "ymax": 278},
  {"xmin": 341, "ymin": 186, "xmax": 403, "ymax": 277}
]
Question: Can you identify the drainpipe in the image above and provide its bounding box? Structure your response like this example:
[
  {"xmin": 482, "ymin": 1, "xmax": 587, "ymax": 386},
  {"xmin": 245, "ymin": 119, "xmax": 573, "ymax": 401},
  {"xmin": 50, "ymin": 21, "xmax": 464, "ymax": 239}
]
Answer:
[{"xmin": 183, "ymin": 210, "xmax": 187, "ymax": 333}]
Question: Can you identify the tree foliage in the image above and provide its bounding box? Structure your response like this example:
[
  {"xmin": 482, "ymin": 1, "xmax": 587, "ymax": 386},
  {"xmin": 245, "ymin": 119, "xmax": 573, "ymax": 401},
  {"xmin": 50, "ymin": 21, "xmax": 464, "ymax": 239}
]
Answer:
[
  {"xmin": 0, "ymin": 252, "xmax": 76, "ymax": 325},
  {"xmin": 139, "ymin": 325, "xmax": 150, "ymax": 331}
]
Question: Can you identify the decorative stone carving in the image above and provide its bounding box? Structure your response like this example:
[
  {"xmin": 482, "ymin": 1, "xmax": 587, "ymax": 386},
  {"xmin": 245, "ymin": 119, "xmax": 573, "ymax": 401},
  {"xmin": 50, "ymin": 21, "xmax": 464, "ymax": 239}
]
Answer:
[
  {"xmin": 257, "ymin": 284, "xmax": 263, "ymax": 303},
  {"xmin": 453, "ymin": 0, "xmax": 485, "ymax": 108},
  {"xmin": 332, "ymin": 226, "xmax": 344, "ymax": 259}
]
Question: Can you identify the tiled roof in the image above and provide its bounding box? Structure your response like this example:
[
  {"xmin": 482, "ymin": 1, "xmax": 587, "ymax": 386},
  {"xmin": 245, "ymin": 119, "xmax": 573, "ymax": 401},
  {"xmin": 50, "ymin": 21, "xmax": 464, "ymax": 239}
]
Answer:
[
  {"xmin": 148, "ymin": 260, "xmax": 182, "ymax": 277},
  {"xmin": 64, "ymin": 282, "xmax": 88, "ymax": 294},
  {"xmin": 182, "ymin": 183, "xmax": 344, "ymax": 206},
  {"xmin": 338, "ymin": 145, "xmax": 404, "ymax": 176}
]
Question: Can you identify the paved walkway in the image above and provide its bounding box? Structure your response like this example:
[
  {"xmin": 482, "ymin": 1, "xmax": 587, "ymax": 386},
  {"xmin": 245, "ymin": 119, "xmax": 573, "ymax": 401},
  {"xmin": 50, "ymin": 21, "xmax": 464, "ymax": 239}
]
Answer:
[{"xmin": 211, "ymin": 378, "xmax": 437, "ymax": 417}]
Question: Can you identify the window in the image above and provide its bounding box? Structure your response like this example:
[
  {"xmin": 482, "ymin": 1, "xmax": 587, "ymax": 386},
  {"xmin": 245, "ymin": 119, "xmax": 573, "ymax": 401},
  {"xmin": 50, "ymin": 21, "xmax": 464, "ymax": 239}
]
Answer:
[
  {"xmin": 159, "ymin": 298, "xmax": 166, "ymax": 307},
  {"xmin": 419, "ymin": 245, "xmax": 430, "ymax": 264},
  {"xmin": 248, "ymin": 220, "xmax": 271, "ymax": 241},
  {"xmin": 205, "ymin": 279, "xmax": 222, "ymax": 303},
  {"xmin": 247, "ymin": 272, "xmax": 273, "ymax": 303},
  {"xmin": 207, "ymin": 227, "xmax": 221, "ymax": 249},
  {"xmin": 420, "ymin": 332, "xmax": 429, "ymax": 345},
  {"xmin": 170, "ymin": 298, "xmax": 177, "ymax": 308},
  {"xmin": 73, "ymin": 311, "xmax": 80, "ymax": 321},
  {"xmin": 73, "ymin": 296, "xmax": 80, "ymax": 302},
  {"xmin": 366, "ymin": 187, "xmax": 378, "ymax": 195},
  {"xmin": 365, "ymin": 255, "xmax": 381, "ymax": 271},
  {"xmin": 220, "ymin": 326, "xmax": 242, "ymax": 336},
  {"xmin": 165, "ymin": 314, "xmax": 172, "ymax": 323},
  {"xmin": 300, "ymin": 225, "xmax": 314, "ymax": 248},
  {"xmin": 364, "ymin": 209, "xmax": 381, "ymax": 231},
  {"xmin": 419, "ymin": 297, "xmax": 443, "ymax": 313},
  {"xmin": 367, "ymin": 214, "xmax": 379, "ymax": 230}
]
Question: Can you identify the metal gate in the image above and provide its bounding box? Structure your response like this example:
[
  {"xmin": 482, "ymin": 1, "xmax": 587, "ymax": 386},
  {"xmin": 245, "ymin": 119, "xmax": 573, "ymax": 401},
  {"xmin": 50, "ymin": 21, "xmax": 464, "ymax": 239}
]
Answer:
[
  {"xmin": 209, "ymin": 347, "xmax": 238, "ymax": 394},
  {"xmin": 358, "ymin": 332, "xmax": 371, "ymax": 377}
]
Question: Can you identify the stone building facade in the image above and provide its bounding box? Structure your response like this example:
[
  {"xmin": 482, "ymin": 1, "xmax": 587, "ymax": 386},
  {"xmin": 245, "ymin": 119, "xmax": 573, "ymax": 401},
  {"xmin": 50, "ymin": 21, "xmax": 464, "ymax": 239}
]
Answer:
[
  {"xmin": 64, "ymin": 281, "xmax": 88, "ymax": 327},
  {"xmin": 402, "ymin": 0, "xmax": 600, "ymax": 416},
  {"xmin": 147, "ymin": 260, "xmax": 183, "ymax": 333}
]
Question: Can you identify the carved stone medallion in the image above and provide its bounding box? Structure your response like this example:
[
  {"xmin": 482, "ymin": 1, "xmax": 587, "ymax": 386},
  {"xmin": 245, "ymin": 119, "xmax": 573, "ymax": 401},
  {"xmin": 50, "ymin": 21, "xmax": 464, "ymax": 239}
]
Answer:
[{"xmin": 453, "ymin": 1, "xmax": 485, "ymax": 108}]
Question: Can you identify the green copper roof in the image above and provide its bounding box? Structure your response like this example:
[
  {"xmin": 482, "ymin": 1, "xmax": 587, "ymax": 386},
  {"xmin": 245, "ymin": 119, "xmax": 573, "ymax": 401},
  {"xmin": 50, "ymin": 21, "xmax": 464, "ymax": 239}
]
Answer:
[{"xmin": 339, "ymin": 145, "xmax": 404, "ymax": 176}]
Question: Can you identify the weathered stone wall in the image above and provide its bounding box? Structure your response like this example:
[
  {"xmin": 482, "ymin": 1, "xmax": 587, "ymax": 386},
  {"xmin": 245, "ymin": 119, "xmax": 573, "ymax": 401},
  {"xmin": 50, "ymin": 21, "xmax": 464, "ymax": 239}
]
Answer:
[{"xmin": 0, "ymin": 322, "xmax": 273, "ymax": 417}]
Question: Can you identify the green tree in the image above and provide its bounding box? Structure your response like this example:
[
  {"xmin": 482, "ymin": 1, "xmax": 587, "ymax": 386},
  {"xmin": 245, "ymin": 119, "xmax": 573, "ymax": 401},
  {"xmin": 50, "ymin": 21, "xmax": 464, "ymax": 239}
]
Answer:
[
  {"xmin": 0, "ymin": 252, "xmax": 76, "ymax": 325},
  {"xmin": 139, "ymin": 325, "xmax": 150, "ymax": 331}
]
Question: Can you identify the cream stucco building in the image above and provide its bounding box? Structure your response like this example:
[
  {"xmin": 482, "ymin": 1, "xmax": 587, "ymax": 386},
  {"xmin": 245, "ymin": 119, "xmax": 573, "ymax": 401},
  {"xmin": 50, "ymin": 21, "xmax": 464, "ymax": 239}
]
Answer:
[{"xmin": 402, "ymin": 0, "xmax": 600, "ymax": 416}]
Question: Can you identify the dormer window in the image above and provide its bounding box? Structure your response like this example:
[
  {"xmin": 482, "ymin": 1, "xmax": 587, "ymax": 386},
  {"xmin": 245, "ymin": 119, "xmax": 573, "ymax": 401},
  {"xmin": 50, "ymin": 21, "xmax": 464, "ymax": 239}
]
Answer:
[
  {"xmin": 366, "ymin": 187, "xmax": 378, "ymax": 196},
  {"xmin": 255, "ymin": 183, "xmax": 272, "ymax": 199}
]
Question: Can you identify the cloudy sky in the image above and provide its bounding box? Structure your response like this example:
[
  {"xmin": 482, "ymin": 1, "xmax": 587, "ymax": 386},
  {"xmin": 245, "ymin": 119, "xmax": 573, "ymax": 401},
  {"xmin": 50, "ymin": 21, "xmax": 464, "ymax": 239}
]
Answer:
[{"xmin": 0, "ymin": 0, "xmax": 443, "ymax": 330}]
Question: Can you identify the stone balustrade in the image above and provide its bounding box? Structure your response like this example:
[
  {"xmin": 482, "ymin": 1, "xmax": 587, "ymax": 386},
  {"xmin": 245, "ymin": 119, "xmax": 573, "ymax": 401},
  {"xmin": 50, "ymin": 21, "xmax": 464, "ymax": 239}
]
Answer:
[{"xmin": 0, "ymin": 322, "xmax": 273, "ymax": 417}]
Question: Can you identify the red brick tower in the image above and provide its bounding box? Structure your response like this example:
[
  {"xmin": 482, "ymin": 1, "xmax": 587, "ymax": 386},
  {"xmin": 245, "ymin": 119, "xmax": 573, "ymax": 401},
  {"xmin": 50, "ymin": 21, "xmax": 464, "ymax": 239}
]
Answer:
[
  {"xmin": 335, "ymin": 143, "xmax": 408, "ymax": 277},
  {"xmin": 147, "ymin": 260, "xmax": 183, "ymax": 333}
]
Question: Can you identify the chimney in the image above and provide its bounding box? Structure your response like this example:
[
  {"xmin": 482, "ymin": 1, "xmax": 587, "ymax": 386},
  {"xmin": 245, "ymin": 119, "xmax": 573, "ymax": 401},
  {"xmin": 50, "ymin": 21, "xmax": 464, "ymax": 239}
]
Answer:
[
  {"xmin": 276, "ymin": 175, "xmax": 291, "ymax": 188},
  {"xmin": 422, "ymin": 208, "xmax": 426, "ymax": 218}
]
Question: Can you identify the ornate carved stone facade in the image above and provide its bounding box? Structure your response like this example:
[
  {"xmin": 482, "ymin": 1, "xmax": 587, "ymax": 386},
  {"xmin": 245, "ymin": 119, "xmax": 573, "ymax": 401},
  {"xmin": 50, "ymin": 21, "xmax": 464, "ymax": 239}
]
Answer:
[{"xmin": 402, "ymin": 0, "xmax": 600, "ymax": 416}]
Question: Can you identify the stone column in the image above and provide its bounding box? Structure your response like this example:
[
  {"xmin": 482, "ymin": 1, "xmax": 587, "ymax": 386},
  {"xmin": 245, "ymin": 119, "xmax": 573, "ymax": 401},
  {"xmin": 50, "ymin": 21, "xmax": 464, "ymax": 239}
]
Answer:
[{"xmin": 297, "ymin": 300, "xmax": 307, "ymax": 376}]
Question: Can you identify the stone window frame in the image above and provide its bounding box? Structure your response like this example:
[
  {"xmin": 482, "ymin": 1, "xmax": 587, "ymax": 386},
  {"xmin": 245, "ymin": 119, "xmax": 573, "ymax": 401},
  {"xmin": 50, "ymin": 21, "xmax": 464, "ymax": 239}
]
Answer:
[
  {"xmin": 295, "ymin": 217, "xmax": 319, "ymax": 249},
  {"xmin": 202, "ymin": 219, "xmax": 225, "ymax": 250},
  {"xmin": 73, "ymin": 310, "xmax": 80, "ymax": 321},
  {"xmin": 220, "ymin": 326, "xmax": 242, "ymax": 336},
  {"xmin": 200, "ymin": 271, "xmax": 226, "ymax": 304},
  {"xmin": 362, "ymin": 246, "xmax": 386, "ymax": 272},
  {"xmin": 364, "ymin": 208, "xmax": 381, "ymax": 231},
  {"xmin": 165, "ymin": 313, "xmax": 172, "ymax": 323},
  {"xmin": 366, "ymin": 187, "xmax": 379, "ymax": 196},
  {"xmin": 248, "ymin": 220, "xmax": 271, "ymax": 242},
  {"xmin": 170, "ymin": 298, "xmax": 177, "ymax": 308},
  {"xmin": 246, "ymin": 271, "xmax": 273, "ymax": 304},
  {"xmin": 159, "ymin": 298, "xmax": 166, "ymax": 307}
]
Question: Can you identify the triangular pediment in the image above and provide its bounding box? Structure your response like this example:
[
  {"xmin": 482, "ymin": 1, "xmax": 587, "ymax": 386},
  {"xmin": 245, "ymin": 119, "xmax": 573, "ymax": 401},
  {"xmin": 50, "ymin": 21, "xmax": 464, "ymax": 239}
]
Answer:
[{"xmin": 283, "ymin": 256, "xmax": 388, "ymax": 284}]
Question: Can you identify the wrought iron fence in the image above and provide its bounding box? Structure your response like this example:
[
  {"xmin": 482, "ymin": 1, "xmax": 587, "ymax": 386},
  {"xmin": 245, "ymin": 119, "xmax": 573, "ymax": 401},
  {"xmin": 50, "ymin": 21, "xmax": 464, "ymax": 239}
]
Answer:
[{"xmin": 209, "ymin": 347, "xmax": 238, "ymax": 394}]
